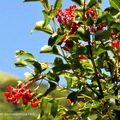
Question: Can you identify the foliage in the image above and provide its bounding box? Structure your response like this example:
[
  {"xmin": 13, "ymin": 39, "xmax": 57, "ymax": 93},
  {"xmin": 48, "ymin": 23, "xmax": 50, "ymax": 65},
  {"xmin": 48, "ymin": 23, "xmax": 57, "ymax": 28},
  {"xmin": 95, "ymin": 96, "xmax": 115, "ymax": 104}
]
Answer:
[{"xmin": 3, "ymin": 0, "xmax": 120, "ymax": 119}]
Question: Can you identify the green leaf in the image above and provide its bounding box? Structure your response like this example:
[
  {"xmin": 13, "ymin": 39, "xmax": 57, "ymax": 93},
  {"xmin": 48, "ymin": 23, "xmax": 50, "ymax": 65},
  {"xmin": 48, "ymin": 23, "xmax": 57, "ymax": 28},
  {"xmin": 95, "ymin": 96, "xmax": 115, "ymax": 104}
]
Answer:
[
  {"xmin": 111, "ymin": 22, "xmax": 120, "ymax": 30},
  {"xmin": 52, "ymin": 64, "xmax": 70, "ymax": 73},
  {"xmin": 65, "ymin": 75, "xmax": 72, "ymax": 89},
  {"xmin": 104, "ymin": 7, "xmax": 119, "ymax": 16},
  {"xmin": 87, "ymin": 114, "xmax": 98, "ymax": 120},
  {"xmin": 14, "ymin": 58, "xmax": 27, "ymax": 67},
  {"xmin": 65, "ymin": 110, "xmax": 78, "ymax": 116},
  {"xmin": 24, "ymin": 0, "xmax": 40, "ymax": 2},
  {"xmin": 44, "ymin": 82, "xmax": 57, "ymax": 96},
  {"xmin": 46, "ymin": 71, "xmax": 59, "ymax": 82},
  {"xmin": 96, "ymin": 12, "xmax": 114, "ymax": 25},
  {"xmin": 15, "ymin": 50, "xmax": 34, "ymax": 59},
  {"xmin": 86, "ymin": 0, "xmax": 99, "ymax": 9},
  {"xmin": 54, "ymin": 57, "xmax": 63, "ymax": 65},
  {"xmin": 48, "ymin": 32, "xmax": 65, "ymax": 46},
  {"xmin": 54, "ymin": 0, "xmax": 63, "ymax": 10},
  {"xmin": 40, "ymin": 45, "xmax": 61, "ymax": 55},
  {"xmin": 76, "ymin": 27, "xmax": 90, "ymax": 42},
  {"xmin": 67, "ymin": 91, "xmax": 78, "ymax": 103},
  {"xmin": 25, "ymin": 59, "xmax": 42, "ymax": 73},
  {"xmin": 93, "ymin": 46, "xmax": 109, "ymax": 56},
  {"xmin": 95, "ymin": 30, "xmax": 110, "ymax": 41},
  {"xmin": 40, "ymin": 99, "xmax": 48, "ymax": 117},
  {"xmin": 42, "ymin": 10, "xmax": 51, "ymax": 27},
  {"xmin": 51, "ymin": 100, "xmax": 59, "ymax": 118},
  {"xmin": 76, "ymin": 46, "xmax": 87, "ymax": 55},
  {"xmin": 109, "ymin": 0, "xmax": 120, "ymax": 11},
  {"xmin": 71, "ymin": 0, "xmax": 84, "ymax": 6},
  {"xmin": 31, "ymin": 21, "xmax": 54, "ymax": 34}
]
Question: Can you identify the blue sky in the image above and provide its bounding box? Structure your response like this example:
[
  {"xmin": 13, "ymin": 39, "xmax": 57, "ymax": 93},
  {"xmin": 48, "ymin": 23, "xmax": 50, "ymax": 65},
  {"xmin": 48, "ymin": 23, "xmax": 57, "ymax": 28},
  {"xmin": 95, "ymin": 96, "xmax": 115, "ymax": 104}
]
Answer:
[{"xmin": 0, "ymin": 0, "xmax": 109, "ymax": 79}]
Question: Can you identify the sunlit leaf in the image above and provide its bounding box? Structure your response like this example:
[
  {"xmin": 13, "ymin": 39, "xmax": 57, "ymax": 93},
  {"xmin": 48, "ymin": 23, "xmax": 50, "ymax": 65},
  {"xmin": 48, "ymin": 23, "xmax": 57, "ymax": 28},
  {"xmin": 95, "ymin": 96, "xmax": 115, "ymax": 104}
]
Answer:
[
  {"xmin": 109, "ymin": 0, "xmax": 120, "ymax": 11},
  {"xmin": 15, "ymin": 50, "xmax": 34, "ymax": 59},
  {"xmin": 14, "ymin": 58, "xmax": 27, "ymax": 67},
  {"xmin": 31, "ymin": 21, "xmax": 54, "ymax": 34},
  {"xmin": 71, "ymin": 0, "xmax": 84, "ymax": 6}
]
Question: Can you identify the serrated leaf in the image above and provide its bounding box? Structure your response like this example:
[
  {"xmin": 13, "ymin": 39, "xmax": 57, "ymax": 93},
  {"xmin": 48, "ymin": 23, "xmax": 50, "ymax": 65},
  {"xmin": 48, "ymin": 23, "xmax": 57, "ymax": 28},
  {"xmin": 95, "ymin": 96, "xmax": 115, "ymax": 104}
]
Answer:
[
  {"xmin": 51, "ymin": 100, "xmax": 59, "ymax": 118},
  {"xmin": 95, "ymin": 30, "xmax": 110, "ymax": 41},
  {"xmin": 15, "ymin": 50, "xmax": 34, "ymax": 59},
  {"xmin": 109, "ymin": 0, "xmax": 120, "ymax": 11},
  {"xmin": 14, "ymin": 58, "xmax": 27, "ymax": 67},
  {"xmin": 31, "ymin": 21, "xmax": 54, "ymax": 34}
]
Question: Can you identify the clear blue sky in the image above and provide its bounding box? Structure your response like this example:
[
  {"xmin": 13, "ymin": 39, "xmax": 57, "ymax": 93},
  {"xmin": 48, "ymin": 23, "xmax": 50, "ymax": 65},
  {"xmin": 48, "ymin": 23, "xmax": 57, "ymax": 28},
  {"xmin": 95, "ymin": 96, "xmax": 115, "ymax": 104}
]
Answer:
[{"xmin": 0, "ymin": 0, "xmax": 109, "ymax": 79}]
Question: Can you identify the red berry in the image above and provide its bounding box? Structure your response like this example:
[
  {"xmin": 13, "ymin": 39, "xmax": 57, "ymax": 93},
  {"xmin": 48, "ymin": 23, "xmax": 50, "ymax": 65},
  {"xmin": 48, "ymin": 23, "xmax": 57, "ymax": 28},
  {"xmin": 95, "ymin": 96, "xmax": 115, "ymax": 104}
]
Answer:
[
  {"xmin": 112, "ymin": 40, "xmax": 120, "ymax": 47},
  {"xmin": 31, "ymin": 101, "xmax": 42, "ymax": 107},
  {"xmin": 79, "ymin": 55, "xmax": 87, "ymax": 60}
]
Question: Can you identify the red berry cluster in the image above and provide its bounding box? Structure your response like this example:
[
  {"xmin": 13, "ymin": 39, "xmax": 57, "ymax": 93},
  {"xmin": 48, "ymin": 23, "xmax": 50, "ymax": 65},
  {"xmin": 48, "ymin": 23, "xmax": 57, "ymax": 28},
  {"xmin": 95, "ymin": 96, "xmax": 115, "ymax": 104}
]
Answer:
[
  {"xmin": 86, "ymin": 9, "xmax": 97, "ymax": 19},
  {"xmin": 4, "ymin": 84, "xmax": 41, "ymax": 107},
  {"xmin": 112, "ymin": 40, "xmax": 120, "ymax": 47},
  {"xmin": 56, "ymin": 5, "xmax": 77, "ymax": 25}
]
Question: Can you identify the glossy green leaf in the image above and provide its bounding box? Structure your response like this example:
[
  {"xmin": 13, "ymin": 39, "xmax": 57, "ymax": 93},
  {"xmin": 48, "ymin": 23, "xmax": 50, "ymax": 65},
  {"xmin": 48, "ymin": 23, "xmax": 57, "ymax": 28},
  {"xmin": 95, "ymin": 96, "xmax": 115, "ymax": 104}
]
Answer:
[
  {"xmin": 31, "ymin": 21, "xmax": 54, "ymax": 34},
  {"xmin": 76, "ymin": 27, "xmax": 90, "ymax": 42},
  {"xmin": 71, "ymin": 0, "xmax": 84, "ymax": 6},
  {"xmin": 25, "ymin": 59, "xmax": 42, "ymax": 73},
  {"xmin": 93, "ymin": 46, "xmax": 109, "ymax": 56},
  {"xmin": 67, "ymin": 91, "xmax": 78, "ymax": 103},
  {"xmin": 54, "ymin": 57, "xmax": 63, "ymax": 65},
  {"xmin": 104, "ymin": 7, "xmax": 119, "ymax": 16},
  {"xmin": 48, "ymin": 32, "xmax": 65, "ymax": 46},
  {"xmin": 52, "ymin": 64, "xmax": 70, "ymax": 73},
  {"xmin": 95, "ymin": 30, "xmax": 110, "ymax": 41},
  {"xmin": 15, "ymin": 50, "xmax": 34, "ymax": 59},
  {"xmin": 40, "ymin": 45, "xmax": 61, "ymax": 55},
  {"xmin": 54, "ymin": 0, "xmax": 63, "ymax": 10},
  {"xmin": 109, "ymin": 0, "xmax": 120, "ymax": 11},
  {"xmin": 86, "ymin": 0, "xmax": 98, "ymax": 9},
  {"xmin": 51, "ymin": 100, "xmax": 59, "ymax": 117},
  {"xmin": 40, "ymin": 99, "xmax": 48, "ymax": 117},
  {"xmin": 111, "ymin": 22, "xmax": 120, "ymax": 30},
  {"xmin": 44, "ymin": 82, "xmax": 56, "ymax": 96},
  {"xmin": 42, "ymin": 10, "xmax": 51, "ymax": 27},
  {"xmin": 14, "ymin": 58, "xmax": 27, "ymax": 67},
  {"xmin": 96, "ymin": 12, "xmax": 114, "ymax": 25},
  {"xmin": 46, "ymin": 71, "xmax": 59, "ymax": 82}
]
